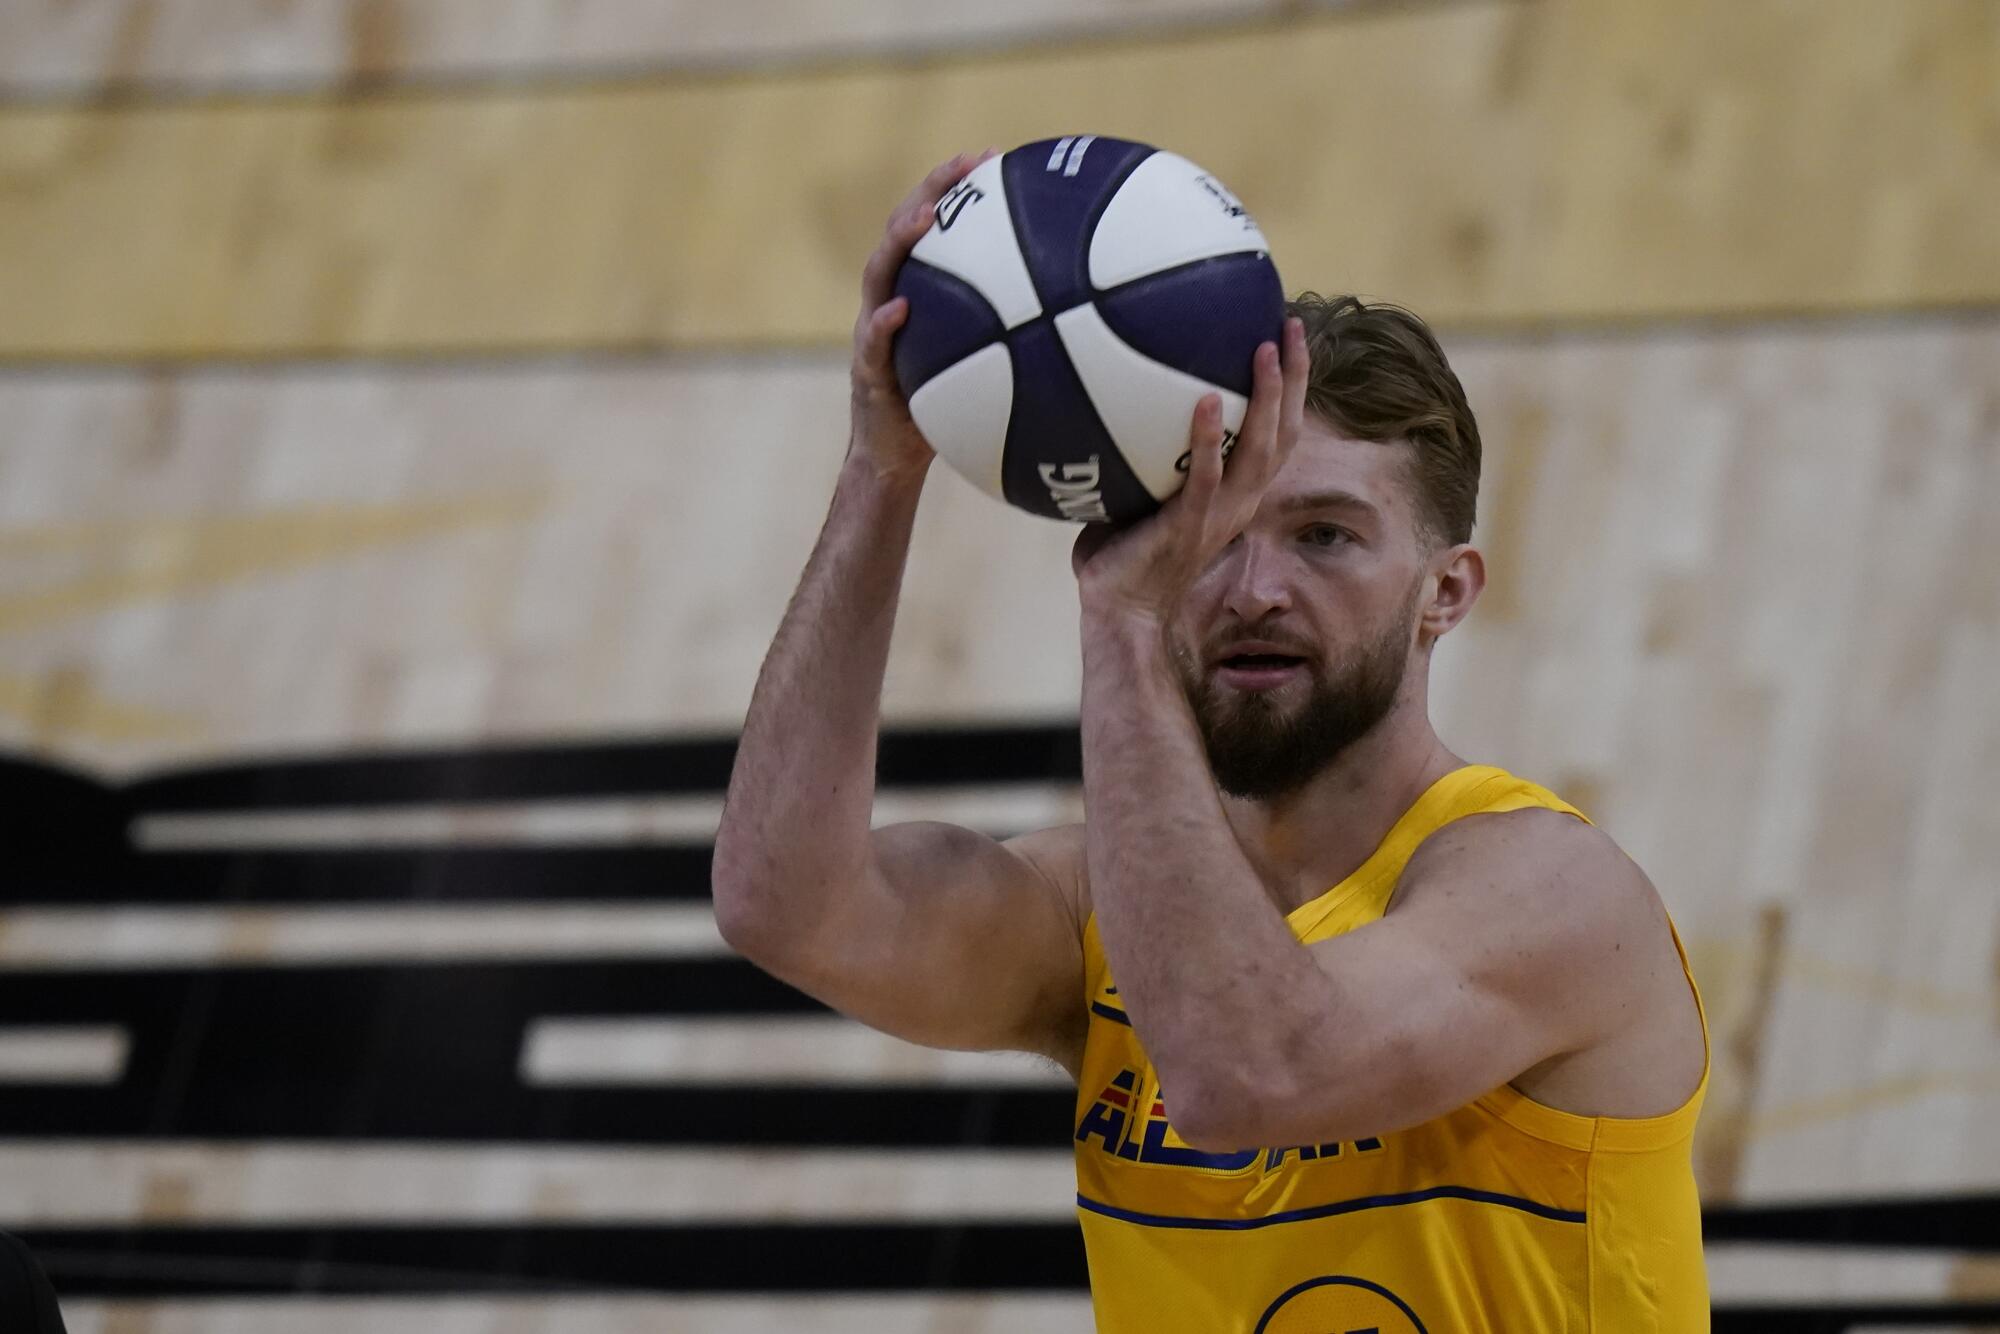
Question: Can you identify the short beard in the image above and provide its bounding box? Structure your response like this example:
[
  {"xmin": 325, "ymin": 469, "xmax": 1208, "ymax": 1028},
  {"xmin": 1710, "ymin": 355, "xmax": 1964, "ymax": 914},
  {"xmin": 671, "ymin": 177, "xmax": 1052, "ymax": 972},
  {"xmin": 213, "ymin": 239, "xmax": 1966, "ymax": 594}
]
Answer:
[{"xmin": 1179, "ymin": 595, "xmax": 1417, "ymax": 802}]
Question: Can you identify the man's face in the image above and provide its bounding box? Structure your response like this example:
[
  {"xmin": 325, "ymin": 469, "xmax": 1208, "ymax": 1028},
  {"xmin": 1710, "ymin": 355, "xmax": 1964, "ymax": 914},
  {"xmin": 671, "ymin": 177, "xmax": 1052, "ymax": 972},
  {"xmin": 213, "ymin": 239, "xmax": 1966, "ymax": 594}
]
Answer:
[{"xmin": 1169, "ymin": 416, "xmax": 1436, "ymax": 800}]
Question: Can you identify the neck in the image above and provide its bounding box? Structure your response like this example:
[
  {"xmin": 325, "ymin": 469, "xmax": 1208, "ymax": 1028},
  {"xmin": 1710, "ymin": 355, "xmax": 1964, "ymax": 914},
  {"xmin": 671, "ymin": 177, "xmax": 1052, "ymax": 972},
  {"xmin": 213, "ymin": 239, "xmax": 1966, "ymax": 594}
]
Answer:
[{"xmin": 1220, "ymin": 680, "xmax": 1465, "ymax": 916}]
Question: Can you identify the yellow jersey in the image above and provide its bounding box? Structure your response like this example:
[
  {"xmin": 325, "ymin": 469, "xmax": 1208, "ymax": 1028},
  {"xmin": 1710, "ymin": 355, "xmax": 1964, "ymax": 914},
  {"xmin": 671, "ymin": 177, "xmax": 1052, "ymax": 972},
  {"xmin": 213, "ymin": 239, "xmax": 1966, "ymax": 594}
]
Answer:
[{"xmin": 1072, "ymin": 764, "xmax": 1709, "ymax": 1333}]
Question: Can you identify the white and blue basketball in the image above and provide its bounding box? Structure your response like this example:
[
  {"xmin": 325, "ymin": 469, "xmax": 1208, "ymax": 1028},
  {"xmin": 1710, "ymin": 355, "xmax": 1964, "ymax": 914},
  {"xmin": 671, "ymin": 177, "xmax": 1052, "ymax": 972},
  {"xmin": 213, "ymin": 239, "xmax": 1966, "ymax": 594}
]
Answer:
[{"xmin": 892, "ymin": 135, "xmax": 1284, "ymax": 523}]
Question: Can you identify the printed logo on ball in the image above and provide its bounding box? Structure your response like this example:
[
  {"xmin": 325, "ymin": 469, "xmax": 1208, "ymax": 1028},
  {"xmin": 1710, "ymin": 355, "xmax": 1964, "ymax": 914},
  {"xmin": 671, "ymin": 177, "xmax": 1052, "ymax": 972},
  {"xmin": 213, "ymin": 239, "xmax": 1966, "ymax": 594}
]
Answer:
[
  {"xmin": 1039, "ymin": 456, "xmax": 1110, "ymax": 522},
  {"xmin": 1174, "ymin": 428, "xmax": 1241, "ymax": 473},
  {"xmin": 1045, "ymin": 134, "xmax": 1098, "ymax": 178},
  {"xmin": 934, "ymin": 178, "xmax": 985, "ymax": 231},
  {"xmin": 1193, "ymin": 173, "xmax": 1258, "ymax": 230}
]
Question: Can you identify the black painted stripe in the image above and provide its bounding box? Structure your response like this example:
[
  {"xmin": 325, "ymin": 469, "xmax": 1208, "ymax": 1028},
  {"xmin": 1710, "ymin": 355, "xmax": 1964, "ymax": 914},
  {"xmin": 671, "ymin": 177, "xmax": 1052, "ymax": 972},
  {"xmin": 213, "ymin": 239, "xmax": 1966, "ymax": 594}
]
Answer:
[
  {"xmin": 1710, "ymin": 1304, "xmax": 2000, "ymax": 1332},
  {"xmin": 0, "ymin": 959, "xmax": 1071, "ymax": 1146},
  {"xmin": 124, "ymin": 723, "xmax": 1080, "ymax": 812},
  {"xmin": 0, "ymin": 756, "xmax": 131, "ymax": 852},
  {"xmin": 12, "ymin": 1221, "xmax": 2000, "ymax": 1327},
  {"xmin": 0, "ymin": 1083, "xmax": 1071, "ymax": 1147},
  {"xmin": 14, "ymin": 1222, "xmax": 1088, "ymax": 1295},
  {"xmin": 1705, "ymin": 1191, "xmax": 2000, "ymax": 1250}
]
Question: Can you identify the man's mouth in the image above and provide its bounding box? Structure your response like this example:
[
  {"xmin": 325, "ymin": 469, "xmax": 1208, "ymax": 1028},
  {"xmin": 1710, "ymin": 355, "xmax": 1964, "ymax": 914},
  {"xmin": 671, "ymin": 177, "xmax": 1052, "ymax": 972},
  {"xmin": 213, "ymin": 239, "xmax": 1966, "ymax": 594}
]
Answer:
[{"xmin": 1213, "ymin": 652, "xmax": 1309, "ymax": 689}]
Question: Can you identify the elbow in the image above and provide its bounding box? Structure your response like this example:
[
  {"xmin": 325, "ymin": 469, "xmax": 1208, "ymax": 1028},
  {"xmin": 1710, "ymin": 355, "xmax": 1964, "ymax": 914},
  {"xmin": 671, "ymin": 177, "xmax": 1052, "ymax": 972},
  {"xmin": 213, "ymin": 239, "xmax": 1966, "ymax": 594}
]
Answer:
[
  {"xmin": 708, "ymin": 838, "xmax": 777, "ymax": 959},
  {"xmin": 710, "ymin": 887, "xmax": 762, "ymax": 958},
  {"xmin": 1165, "ymin": 1062, "xmax": 1376, "ymax": 1153},
  {"xmin": 709, "ymin": 833, "xmax": 854, "ymax": 966},
  {"xmin": 713, "ymin": 885, "xmax": 792, "ymax": 969},
  {"xmin": 1169, "ymin": 1112, "xmax": 1254, "ymax": 1156},
  {"xmin": 1162, "ymin": 1069, "xmax": 1278, "ymax": 1154}
]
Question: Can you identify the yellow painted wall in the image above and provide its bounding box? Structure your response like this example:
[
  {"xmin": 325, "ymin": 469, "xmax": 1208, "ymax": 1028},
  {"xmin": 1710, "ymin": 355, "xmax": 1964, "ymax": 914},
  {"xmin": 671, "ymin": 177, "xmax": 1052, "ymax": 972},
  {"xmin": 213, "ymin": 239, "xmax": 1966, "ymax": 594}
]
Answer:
[{"xmin": 1, "ymin": 0, "xmax": 1995, "ymax": 361}]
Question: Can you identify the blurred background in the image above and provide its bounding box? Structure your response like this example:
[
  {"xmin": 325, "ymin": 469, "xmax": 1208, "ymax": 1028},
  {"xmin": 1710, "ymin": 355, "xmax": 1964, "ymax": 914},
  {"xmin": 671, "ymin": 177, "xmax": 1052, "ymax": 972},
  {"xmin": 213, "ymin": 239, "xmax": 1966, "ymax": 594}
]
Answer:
[{"xmin": 0, "ymin": 0, "xmax": 1996, "ymax": 1330}]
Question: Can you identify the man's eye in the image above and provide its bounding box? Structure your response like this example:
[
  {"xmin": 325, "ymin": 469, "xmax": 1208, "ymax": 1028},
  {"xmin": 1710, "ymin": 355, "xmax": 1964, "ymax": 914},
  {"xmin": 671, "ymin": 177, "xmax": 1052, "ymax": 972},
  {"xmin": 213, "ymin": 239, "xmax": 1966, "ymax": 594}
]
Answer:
[{"xmin": 1303, "ymin": 524, "xmax": 1350, "ymax": 547}]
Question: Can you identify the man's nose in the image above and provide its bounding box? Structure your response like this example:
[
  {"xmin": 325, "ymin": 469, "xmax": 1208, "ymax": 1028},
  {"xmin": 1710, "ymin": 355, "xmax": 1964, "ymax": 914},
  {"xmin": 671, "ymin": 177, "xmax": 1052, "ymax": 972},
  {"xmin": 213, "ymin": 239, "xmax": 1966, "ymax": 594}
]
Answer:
[{"xmin": 1219, "ymin": 535, "xmax": 1292, "ymax": 622}]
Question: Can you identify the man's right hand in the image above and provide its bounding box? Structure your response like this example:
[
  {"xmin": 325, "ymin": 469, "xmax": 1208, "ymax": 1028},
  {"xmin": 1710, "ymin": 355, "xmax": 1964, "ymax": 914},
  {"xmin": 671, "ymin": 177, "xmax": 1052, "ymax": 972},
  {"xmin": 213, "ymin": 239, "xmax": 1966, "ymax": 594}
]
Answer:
[
  {"xmin": 715, "ymin": 145, "xmax": 1089, "ymax": 1085},
  {"xmin": 849, "ymin": 150, "xmax": 998, "ymax": 482}
]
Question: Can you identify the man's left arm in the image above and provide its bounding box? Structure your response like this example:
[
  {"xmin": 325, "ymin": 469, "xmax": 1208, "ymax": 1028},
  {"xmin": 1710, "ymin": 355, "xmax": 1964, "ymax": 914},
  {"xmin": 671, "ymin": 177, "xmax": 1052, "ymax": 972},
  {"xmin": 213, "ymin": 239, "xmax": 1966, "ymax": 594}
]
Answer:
[
  {"xmin": 1078, "ymin": 640, "xmax": 1657, "ymax": 1152},
  {"xmin": 1070, "ymin": 319, "xmax": 1663, "ymax": 1152}
]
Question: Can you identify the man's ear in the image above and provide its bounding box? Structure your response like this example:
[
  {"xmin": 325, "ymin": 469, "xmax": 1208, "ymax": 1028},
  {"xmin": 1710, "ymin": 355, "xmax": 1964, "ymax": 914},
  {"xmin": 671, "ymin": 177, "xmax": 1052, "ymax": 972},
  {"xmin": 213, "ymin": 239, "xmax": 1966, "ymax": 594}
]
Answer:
[{"xmin": 1418, "ymin": 544, "xmax": 1485, "ymax": 645}]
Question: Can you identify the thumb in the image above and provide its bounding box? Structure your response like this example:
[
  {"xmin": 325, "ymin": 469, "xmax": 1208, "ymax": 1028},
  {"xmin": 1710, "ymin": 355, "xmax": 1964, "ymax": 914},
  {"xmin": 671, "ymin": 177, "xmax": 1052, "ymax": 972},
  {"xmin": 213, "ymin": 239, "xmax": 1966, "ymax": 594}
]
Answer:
[{"xmin": 1070, "ymin": 520, "xmax": 1117, "ymax": 576}]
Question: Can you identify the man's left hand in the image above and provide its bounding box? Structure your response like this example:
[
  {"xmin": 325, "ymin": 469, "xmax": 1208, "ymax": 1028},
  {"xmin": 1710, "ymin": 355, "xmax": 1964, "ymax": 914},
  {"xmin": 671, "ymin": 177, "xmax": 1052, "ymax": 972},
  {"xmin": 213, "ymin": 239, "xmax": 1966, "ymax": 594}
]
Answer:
[{"xmin": 1071, "ymin": 316, "xmax": 1309, "ymax": 627}]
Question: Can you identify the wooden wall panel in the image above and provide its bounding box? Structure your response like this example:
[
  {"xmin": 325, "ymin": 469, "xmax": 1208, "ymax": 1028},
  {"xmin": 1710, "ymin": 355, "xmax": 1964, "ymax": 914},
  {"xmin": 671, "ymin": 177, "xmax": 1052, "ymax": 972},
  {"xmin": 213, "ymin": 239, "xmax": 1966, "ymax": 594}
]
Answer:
[
  {"xmin": 4, "ymin": 0, "xmax": 1995, "ymax": 1313},
  {"xmin": 1442, "ymin": 320, "xmax": 2000, "ymax": 1201},
  {"xmin": 2, "ymin": 316, "xmax": 1994, "ymax": 1209},
  {"xmin": 0, "ymin": 0, "xmax": 1994, "ymax": 361},
  {"xmin": 0, "ymin": 0, "xmax": 1285, "ymax": 96},
  {"xmin": 0, "ymin": 359, "xmax": 1087, "ymax": 762}
]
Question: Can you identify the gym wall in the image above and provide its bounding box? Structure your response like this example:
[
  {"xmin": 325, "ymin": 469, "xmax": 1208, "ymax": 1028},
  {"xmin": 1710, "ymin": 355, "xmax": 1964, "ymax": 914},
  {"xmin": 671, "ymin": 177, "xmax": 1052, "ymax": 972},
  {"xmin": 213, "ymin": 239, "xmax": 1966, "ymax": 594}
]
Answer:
[{"xmin": 1, "ymin": 0, "xmax": 1996, "ymax": 1327}]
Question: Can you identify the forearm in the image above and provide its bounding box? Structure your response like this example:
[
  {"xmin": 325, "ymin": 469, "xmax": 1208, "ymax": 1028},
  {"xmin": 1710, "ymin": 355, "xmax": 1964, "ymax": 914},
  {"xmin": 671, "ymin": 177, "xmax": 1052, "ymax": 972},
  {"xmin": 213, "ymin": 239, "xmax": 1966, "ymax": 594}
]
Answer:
[
  {"xmin": 1078, "ymin": 613, "xmax": 1326, "ymax": 1119},
  {"xmin": 713, "ymin": 449, "xmax": 928, "ymax": 940}
]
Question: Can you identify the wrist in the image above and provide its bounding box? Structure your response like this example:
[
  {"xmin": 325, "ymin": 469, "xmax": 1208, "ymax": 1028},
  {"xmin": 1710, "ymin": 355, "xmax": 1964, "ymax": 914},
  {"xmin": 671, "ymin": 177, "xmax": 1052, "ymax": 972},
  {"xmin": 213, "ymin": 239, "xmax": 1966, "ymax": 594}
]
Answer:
[
  {"xmin": 839, "ymin": 438, "xmax": 932, "ymax": 502},
  {"xmin": 1081, "ymin": 598, "xmax": 1174, "ymax": 663}
]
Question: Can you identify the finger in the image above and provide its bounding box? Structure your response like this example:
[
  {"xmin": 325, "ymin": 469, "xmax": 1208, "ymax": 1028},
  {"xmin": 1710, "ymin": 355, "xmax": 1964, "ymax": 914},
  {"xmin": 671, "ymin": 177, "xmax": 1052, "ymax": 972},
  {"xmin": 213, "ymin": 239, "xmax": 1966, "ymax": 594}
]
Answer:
[
  {"xmin": 1179, "ymin": 393, "xmax": 1228, "ymax": 517},
  {"xmin": 859, "ymin": 203, "xmax": 945, "ymax": 306},
  {"xmin": 1276, "ymin": 316, "xmax": 1308, "ymax": 462},
  {"xmin": 896, "ymin": 152, "xmax": 977, "ymax": 218},
  {"xmin": 860, "ymin": 203, "xmax": 936, "ymax": 306},
  {"xmin": 862, "ymin": 153, "xmax": 980, "ymax": 306},
  {"xmin": 854, "ymin": 296, "xmax": 909, "ymax": 382},
  {"xmin": 1070, "ymin": 521, "xmax": 1114, "ymax": 575},
  {"xmin": 882, "ymin": 152, "xmax": 978, "ymax": 254},
  {"xmin": 859, "ymin": 239, "xmax": 897, "ymax": 308},
  {"xmin": 1220, "ymin": 338, "xmax": 1283, "ymax": 500}
]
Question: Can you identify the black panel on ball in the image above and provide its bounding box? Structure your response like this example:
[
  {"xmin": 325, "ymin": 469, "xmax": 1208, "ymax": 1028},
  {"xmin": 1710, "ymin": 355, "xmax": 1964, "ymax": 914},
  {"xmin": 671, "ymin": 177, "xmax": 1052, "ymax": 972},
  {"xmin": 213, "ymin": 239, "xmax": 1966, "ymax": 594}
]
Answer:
[
  {"xmin": 890, "ymin": 257, "xmax": 1007, "ymax": 398},
  {"xmin": 1000, "ymin": 320, "xmax": 1158, "ymax": 524},
  {"xmin": 1094, "ymin": 251, "xmax": 1286, "ymax": 400},
  {"xmin": 1001, "ymin": 136, "xmax": 1154, "ymax": 316}
]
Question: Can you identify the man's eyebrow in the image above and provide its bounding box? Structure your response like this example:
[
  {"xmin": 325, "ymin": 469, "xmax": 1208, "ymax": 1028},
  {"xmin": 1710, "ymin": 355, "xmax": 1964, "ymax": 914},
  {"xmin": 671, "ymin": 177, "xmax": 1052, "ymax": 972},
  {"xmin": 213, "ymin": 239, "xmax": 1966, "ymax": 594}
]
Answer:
[{"xmin": 1277, "ymin": 489, "xmax": 1380, "ymax": 519}]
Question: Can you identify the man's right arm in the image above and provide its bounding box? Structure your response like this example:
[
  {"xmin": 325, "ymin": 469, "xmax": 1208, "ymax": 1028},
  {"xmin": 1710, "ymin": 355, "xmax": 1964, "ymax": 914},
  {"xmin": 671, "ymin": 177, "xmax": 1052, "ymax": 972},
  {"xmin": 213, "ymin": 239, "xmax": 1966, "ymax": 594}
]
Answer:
[{"xmin": 710, "ymin": 152, "xmax": 1087, "ymax": 1079}]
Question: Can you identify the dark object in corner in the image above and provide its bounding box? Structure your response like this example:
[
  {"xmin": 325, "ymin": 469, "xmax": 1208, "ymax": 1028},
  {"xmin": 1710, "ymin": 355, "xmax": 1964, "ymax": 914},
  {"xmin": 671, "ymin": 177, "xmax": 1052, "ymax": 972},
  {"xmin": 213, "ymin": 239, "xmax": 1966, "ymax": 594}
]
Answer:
[{"xmin": 0, "ymin": 1233, "xmax": 68, "ymax": 1334}]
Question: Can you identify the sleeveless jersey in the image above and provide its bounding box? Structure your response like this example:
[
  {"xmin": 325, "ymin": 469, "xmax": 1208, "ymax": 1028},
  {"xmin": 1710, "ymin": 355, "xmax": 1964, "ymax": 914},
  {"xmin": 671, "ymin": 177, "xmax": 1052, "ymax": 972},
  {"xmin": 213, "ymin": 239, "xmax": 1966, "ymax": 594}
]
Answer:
[{"xmin": 1072, "ymin": 764, "xmax": 1709, "ymax": 1333}]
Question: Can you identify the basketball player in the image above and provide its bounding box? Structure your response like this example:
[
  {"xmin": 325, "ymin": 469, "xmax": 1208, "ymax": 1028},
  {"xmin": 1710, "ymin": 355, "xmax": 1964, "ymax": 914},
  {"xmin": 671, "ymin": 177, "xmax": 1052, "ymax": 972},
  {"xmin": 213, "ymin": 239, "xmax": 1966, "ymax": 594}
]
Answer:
[{"xmin": 713, "ymin": 153, "xmax": 1710, "ymax": 1332}]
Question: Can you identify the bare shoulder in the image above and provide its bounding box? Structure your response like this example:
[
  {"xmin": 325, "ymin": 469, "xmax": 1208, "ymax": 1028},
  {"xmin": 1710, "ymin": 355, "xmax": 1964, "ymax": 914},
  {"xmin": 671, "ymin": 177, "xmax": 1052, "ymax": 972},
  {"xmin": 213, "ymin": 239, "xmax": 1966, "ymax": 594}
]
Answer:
[
  {"xmin": 1394, "ymin": 808, "xmax": 1706, "ymax": 1116},
  {"xmin": 1396, "ymin": 807, "xmax": 1663, "ymax": 951},
  {"xmin": 1003, "ymin": 822, "xmax": 1092, "ymax": 939},
  {"xmin": 994, "ymin": 823, "xmax": 1091, "ymax": 1081}
]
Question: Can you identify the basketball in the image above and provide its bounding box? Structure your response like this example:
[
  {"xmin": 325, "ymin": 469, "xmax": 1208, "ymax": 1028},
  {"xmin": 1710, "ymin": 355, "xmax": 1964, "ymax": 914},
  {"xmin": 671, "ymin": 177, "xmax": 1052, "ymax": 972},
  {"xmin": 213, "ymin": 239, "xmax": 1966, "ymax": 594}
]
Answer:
[{"xmin": 891, "ymin": 135, "xmax": 1284, "ymax": 523}]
